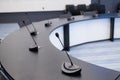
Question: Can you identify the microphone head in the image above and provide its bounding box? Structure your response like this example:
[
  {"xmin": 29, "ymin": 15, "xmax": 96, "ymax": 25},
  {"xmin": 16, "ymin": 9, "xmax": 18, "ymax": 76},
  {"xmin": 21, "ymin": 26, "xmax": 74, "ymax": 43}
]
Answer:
[{"xmin": 55, "ymin": 33, "xmax": 59, "ymax": 38}]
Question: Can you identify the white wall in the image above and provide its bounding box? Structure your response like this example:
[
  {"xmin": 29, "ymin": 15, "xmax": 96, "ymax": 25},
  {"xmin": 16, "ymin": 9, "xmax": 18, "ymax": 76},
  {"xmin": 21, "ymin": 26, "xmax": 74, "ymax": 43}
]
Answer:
[
  {"xmin": 49, "ymin": 18, "xmax": 110, "ymax": 50},
  {"xmin": 49, "ymin": 26, "xmax": 63, "ymax": 50},
  {"xmin": 70, "ymin": 19, "xmax": 110, "ymax": 46},
  {"xmin": 114, "ymin": 18, "xmax": 120, "ymax": 38},
  {"xmin": 0, "ymin": 23, "xmax": 19, "ymax": 40},
  {"xmin": 0, "ymin": 0, "xmax": 91, "ymax": 13}
]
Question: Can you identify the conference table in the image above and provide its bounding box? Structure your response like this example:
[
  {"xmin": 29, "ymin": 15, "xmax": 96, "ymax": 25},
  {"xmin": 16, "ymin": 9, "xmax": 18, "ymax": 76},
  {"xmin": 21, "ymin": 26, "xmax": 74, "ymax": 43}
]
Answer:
[{"xmin": 0, "ymin": 13, "xmax": 120, "ymax": 80}]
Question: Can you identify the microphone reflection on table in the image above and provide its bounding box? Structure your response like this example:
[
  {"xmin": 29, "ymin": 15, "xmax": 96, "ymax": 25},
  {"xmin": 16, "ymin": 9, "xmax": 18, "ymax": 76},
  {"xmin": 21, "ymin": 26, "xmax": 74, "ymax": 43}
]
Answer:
[
  {"xmin": 23, "ymin": 21, "xmax": 40, "ymax": 53},
  {"xmin": 55, "ymin": 33, "xmax": 81, "ymax": 75}
]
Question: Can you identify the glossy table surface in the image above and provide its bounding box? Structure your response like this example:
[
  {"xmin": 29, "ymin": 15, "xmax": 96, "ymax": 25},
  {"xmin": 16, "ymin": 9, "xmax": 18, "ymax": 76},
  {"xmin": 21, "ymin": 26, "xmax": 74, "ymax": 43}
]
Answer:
[{"xmin": 0, "ymin": 14, "xmax": 120, "ymax": 80}]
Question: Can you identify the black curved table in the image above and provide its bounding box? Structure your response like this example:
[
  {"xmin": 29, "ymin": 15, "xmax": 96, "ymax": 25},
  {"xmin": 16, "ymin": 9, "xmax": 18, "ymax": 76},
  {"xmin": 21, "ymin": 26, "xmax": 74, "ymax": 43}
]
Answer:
[{"xmin": 0, "ymin": 14, "xmax": 120, "ymax": 80}]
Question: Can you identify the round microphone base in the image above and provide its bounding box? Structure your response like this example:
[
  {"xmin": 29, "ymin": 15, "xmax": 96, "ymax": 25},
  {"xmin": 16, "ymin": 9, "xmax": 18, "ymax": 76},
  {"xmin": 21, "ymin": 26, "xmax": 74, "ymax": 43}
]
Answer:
[
  {"xmin": 29, "ymin": 45, "xmax": 40, "ymax": 53},
  {"xmin": 30, "ymin": 31, "xmax": 39, "ymax": 36},
  {"xmin": 61, "ymin": 62, "xmax": 81, "ymax": 75}
]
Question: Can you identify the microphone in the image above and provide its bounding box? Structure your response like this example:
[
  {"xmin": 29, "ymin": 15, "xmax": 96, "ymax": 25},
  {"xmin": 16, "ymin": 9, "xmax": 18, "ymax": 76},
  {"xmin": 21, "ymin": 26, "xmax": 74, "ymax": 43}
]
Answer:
[
  {"xmin": 25, "ymin": 13, "xmax": 38, "ymax": 36},
  {"xmin": 55, "ymin": 33, "xmax": 81, "ymax": 75},
  {"xmin": 23, "ymin": 21, "xmax": 40, "ymax": 53}
]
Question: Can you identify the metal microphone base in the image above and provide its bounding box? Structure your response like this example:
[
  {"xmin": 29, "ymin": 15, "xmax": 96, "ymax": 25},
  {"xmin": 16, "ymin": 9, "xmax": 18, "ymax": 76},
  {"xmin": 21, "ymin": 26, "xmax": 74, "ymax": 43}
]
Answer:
[
  {"xmin": 30, "ymin": 31, "xmax": 39, "ymax": 36},
  {"xmin": 61, "ymin": 62, "xmax": 81, "ymax": 75},
  {"xmin": 45, "ymin": 22, "xmax": 52, "ymax": 27},
  {"xmin": 29, "ymin": 45, "xmax": 40, "ymax": 53},
  {"xmin": 67, "ymin": 17, "xmax": 74, "ymax": 21}
]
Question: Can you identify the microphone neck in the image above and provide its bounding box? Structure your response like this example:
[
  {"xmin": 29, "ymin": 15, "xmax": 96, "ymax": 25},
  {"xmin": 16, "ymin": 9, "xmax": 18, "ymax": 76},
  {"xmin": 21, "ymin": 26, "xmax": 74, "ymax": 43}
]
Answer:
[
  {"xmin": 57, "ymin": 36, "xmax": 73, "ymax": 66},
  {"xmin": 25, "ymin": 13, "xmax": 37, "ymax": 32},
  {"xmin": 23, "ymin": 21, "xmax": 38, "ymax": 46}
]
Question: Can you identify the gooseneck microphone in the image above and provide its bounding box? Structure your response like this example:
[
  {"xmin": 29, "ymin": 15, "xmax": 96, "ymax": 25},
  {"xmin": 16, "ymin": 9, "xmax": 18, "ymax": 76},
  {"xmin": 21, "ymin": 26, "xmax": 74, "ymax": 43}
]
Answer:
[
  {"xmin": 55, "ymin": 33, "xmax": 73, "ymax": 66},
  {"xmin": 25, "ymin": 13, "xmax": 38, "ymax": 36},
  {"xmin": 55, "ymin": 33, "xmax": 81, "ymax": 75},
  {"xmin": 23, "ymin": 21, "xmax": 40, "ymax": 53}
]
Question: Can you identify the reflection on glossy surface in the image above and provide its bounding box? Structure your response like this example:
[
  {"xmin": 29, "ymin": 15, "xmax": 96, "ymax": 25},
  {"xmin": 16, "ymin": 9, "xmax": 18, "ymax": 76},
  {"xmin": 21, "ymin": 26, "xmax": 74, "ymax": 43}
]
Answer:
[
  {"xmin": 69, "ymin": 40, "xmax": 120, "ymax": 72},
  {"xmin": 0, "ymin": 23, "xmax": 19, "ymax": 40}
]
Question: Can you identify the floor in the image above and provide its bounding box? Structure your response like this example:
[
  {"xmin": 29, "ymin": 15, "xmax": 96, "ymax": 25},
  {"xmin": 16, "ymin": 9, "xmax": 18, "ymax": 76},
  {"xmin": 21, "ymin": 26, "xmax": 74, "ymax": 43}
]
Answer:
[
  {"xmin": 0, "ymin": 23, "xmax": 19, "ymax": 40},
  {"xmin": 69, "ymin": 40, "xmax": 120, "ymax": 72},
  {"xmin": 0, "ymin": 23, "xmax": 19, "ymax": 80}
]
